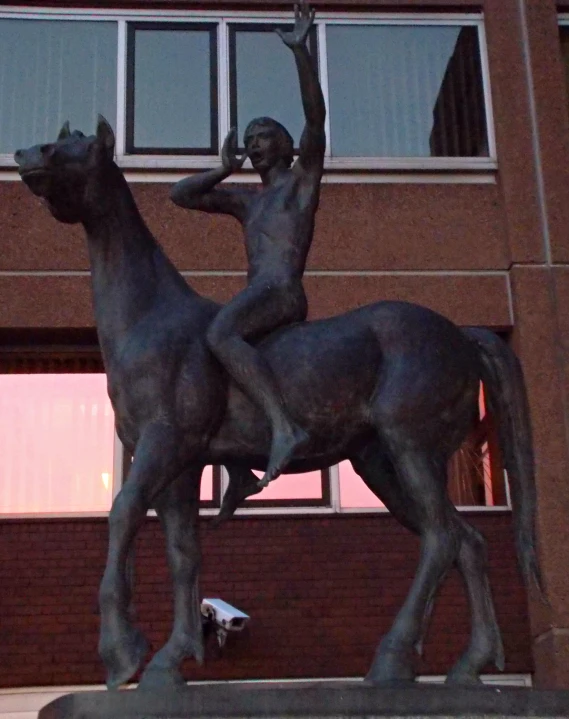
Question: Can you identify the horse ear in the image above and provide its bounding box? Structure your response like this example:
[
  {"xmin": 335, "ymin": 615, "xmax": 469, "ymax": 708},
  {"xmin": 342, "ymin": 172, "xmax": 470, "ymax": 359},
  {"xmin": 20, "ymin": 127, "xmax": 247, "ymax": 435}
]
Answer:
[
  {"xmin": 95, "ymin": 114, "xmax": 115, "ymax": 159},
  {"xmin": 57, "ymin": 121, "xmax": 71, "ymax": 140}
]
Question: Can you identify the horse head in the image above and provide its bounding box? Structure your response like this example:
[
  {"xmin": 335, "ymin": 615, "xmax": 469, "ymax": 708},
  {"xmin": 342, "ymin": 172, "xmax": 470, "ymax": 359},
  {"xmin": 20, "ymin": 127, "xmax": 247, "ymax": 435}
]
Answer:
[{"xmin": 14, "ymin": 115, "xmax": 116, "ymax": 225}]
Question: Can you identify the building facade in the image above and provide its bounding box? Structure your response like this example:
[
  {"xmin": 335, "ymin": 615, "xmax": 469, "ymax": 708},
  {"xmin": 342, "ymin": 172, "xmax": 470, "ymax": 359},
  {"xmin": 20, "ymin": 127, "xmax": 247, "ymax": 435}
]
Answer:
[{"xmin": 1, "ymin": 0, "xmax": 569, "ymax": 702}]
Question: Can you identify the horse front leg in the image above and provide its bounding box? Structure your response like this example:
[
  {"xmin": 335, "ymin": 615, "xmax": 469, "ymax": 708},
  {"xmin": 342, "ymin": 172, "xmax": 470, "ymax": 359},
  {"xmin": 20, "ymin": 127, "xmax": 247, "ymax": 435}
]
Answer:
[
  {"xmin": 138, "ymin": 465, "xmax": 204, "ymax": 689},
  {"xmin": 98, "ymin": 422, "xmax": 189, "ymax": 689}
]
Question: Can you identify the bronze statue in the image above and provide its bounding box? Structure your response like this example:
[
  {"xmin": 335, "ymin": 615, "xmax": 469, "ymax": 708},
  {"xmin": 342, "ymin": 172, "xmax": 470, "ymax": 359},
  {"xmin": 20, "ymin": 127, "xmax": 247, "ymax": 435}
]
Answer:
[
  {"xmin": 13, "ymin": 0, "xmax": 542, "ymax": 694},
  {"xmin": 170, "ymin": 1, "xmax": 325, "ymax": 489},
  {"xmin": 15, "ymin": 115, "xmax": 541, "ymax": 691}
]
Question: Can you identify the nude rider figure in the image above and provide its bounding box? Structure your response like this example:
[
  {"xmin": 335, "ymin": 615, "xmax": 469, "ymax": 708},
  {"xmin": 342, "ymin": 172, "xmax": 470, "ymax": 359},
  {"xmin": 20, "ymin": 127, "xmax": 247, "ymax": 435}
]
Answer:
[{"xmin": 170, "ymin": 0, "xmax": 326, "ymax": 487}]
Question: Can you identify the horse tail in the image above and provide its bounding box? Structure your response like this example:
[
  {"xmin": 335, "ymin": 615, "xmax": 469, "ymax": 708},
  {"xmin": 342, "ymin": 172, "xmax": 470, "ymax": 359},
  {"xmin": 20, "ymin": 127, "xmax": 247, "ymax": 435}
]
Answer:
[{"xmin": 463, "ymin": 327, "xmax": 544, "ymax": 596}]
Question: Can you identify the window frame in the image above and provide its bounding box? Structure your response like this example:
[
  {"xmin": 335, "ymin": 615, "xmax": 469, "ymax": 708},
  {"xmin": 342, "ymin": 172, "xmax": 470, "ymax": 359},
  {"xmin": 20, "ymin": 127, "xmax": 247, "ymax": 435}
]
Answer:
[
  {"xmin": 0, "ymin": 347, "xmax": 121, "ymax": 519},
  {"xmin": 0, "ymin": 6, "xmax": 497, "ymax": 173},
  {"xmin": 125, "ymin": 21, "xmax": 219, "ymax": 155},
  {"xmin": 227, "ymin": 21, "xmax": 319, "ymax": 154},
  {"xmin": 0, "ymin": 336, "xmax": 511, "ymax": 519},
  {"xmin": 0, "ymin": 345, "xmax": 224, "ymax": 518}
]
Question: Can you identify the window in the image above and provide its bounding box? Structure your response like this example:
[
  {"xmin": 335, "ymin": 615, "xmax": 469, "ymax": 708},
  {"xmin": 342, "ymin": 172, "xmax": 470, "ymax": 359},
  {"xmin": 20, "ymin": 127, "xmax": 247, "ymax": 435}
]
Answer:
[
  {"xmin": 0, "ymin": 374, "xmax": 115, "ymax": 514},
  {"xmin": 0, "ymin": 9, "xmax": 495, "ymax": 171},
  {"xmin": 0, "ymin": 340, "xmax": 506, "ymax": 516},
  {"xmin": 0, "ymin": 18, "xmax": 117, "ymax": 156},
  {"xmin": 326, "ymin": 25, "xmax": 487, "ymax": 158},
  {"xmin": 228, "ymin": 23, "xmax": 318, "ymax": 151},
  {"xmin": 126, "ymin": 23, "xmax": 218, "ymax": 154},
  {"xmin": 239, "ymin": 468, "xmax": 330, "ymax": 508},
  {"xmin": 336, "ymin": 382, "xmax": 507, "ymax": 511},
  {"xmin": 0, "ymin": 347, "xmax": 221, "ymax": 515}
]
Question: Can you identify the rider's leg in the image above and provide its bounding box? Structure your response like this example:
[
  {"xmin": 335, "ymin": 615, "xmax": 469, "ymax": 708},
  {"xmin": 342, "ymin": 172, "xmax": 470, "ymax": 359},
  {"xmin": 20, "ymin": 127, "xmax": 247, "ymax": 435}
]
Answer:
[{"xmin": 206, "ymin": 280, "xmax": 308, "ymax": 486}]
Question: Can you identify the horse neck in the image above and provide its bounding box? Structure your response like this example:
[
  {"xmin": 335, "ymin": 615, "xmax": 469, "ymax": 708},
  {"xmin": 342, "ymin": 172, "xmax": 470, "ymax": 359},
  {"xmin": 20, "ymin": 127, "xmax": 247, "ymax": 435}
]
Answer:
[{"xmin": 83, "ymin": 164, "xmax": 197, "ymax": 360}]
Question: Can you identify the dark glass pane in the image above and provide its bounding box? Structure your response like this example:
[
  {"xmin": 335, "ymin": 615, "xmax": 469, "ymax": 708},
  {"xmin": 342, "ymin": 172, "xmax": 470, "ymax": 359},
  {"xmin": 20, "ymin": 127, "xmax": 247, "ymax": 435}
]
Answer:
[
  {"xmin": 447, "ymin": 383, "xmax": 507, "ymax": 507},
  {"xmin": 232, "ymin": 27, "xmax": 305, "ymax": 148},
  {"xmin": 247, "ymin": 469, "xmax": 324, "ymax": 501},
  {"xmin": 0, "ymin": 19, "xmax": 117, "ymax": 154},
  {"xmin": 131, "ymin": 27, "xmax": 214, "ymax": 151},
  {"xmin": 559, "ymin": 26, "xmax": 569, "ymax": 119},
  {"xmin": 326, "ymin": 24, "xmax": 488, "ymax": 157}
]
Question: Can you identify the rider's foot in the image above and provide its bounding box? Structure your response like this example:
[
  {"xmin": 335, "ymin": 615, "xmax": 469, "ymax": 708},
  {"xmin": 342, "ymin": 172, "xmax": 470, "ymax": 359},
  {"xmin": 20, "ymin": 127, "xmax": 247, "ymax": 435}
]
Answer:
[
  {"xmin": 258, "ymin": 423, "xmax": 309, "ymax": 488},
  {"xmin": 214, "ymin": 473, "xmax": 263, "ymax": 525}
]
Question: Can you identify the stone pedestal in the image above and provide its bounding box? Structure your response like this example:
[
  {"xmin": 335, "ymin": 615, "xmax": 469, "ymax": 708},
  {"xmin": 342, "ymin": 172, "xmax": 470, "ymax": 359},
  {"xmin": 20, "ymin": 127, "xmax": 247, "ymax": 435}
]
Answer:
[{"xmin": 38, "ymin": 683, "xmax": 569, "ymax": 719}]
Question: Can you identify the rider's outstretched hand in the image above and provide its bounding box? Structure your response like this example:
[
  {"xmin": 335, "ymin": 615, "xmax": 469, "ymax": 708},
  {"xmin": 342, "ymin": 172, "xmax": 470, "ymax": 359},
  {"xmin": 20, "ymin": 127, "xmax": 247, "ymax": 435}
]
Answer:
[
  {"xmin": 276, "ymin": 0, "xmax": 315, "ymax": 49},
  {"xmin": 222, "ymin": 128, "xmax": 247, "ymax": 172}
]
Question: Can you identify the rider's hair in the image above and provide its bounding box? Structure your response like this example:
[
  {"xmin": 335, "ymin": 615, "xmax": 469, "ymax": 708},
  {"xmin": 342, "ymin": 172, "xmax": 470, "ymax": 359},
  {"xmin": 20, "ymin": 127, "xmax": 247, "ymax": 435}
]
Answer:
[{"xmin": 243, "ymin": 117, "xmax": 294, "ymax": 168}]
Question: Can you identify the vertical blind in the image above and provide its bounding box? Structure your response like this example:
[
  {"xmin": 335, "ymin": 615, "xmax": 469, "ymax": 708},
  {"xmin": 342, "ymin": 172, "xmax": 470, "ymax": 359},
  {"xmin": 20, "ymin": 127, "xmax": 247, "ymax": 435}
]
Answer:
[
  {"xmin": 325, "ymin": 24, "xmax": 487, "ymax": 157},
  {"xmin": 0, "ymin": 19, "xmax": 116, "ymax": 154},
  {"xmin": 0, "ymin": 373, "xmax": 115, "ymax": 513}
]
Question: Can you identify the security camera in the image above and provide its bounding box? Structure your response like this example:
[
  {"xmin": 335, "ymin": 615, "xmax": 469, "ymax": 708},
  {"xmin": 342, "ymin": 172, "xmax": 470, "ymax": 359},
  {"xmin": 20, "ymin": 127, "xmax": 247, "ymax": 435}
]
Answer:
[{"xmin": 201, "ymin": 598, "xmax": 249, "ymax": 636}]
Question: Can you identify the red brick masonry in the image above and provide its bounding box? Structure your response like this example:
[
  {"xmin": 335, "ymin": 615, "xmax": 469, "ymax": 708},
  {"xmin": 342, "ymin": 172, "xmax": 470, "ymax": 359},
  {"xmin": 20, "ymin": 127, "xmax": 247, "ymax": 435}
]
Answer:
[{"xmin": 0, "ymin": 512, "xmax": 531, "ymax": 688}]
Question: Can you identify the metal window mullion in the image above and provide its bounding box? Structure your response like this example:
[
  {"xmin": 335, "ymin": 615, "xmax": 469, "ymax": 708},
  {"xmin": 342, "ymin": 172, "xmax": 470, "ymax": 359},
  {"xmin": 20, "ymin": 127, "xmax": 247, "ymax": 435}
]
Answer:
[
  {"xmin": 477, "ymin": 20, "xmax": 497, "ymax": 160},
  {"xmin": 220, "ymin": 465, "xmax": 230, "ymax": 501},
  {"xmin": 317, "ymin": 22, "xmax": 332, "ymax": 158},
  {"xmin": 328, "ymin": 463, "xmax": 341, "ymax": 512},
  {"xmin": 218, "ymin": 19, "xmax": 231, "ymax": 154},
  {"xmin": 112, "ymin": 429, "xmax": 124, "ymax": 501},
  {"xmin": 115, "ymin": 19, "xmax": 127, "ymax": 158}
]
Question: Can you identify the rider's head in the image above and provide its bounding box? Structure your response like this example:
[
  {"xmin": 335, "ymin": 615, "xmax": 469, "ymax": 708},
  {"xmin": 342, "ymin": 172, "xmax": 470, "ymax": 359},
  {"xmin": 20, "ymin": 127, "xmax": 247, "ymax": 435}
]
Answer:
[{"xmin": 243, "ymin": 117, "xmax": 294, "ymax": 171}]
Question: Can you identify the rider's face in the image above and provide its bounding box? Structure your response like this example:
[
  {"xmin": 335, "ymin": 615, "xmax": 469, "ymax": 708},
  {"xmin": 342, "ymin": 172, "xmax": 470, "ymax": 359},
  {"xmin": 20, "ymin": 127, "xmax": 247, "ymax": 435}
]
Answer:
[{"xmin": 244, "ymin": 126, "xmax": 283, "ymax": 172}]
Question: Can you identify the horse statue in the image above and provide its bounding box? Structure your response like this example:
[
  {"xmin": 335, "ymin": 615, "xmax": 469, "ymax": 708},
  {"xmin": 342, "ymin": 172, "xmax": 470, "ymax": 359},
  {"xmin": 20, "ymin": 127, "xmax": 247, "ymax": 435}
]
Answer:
[{"xmin": 14, "ymin": 117, "xmax": 542, "ymax": 691}]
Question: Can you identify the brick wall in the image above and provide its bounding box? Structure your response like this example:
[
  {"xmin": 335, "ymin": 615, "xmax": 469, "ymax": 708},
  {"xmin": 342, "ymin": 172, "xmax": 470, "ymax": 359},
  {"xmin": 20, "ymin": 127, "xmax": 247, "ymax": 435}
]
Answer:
[{"xmin": 0, "ymin": 512, "xmax": 532, "ymax": 688}]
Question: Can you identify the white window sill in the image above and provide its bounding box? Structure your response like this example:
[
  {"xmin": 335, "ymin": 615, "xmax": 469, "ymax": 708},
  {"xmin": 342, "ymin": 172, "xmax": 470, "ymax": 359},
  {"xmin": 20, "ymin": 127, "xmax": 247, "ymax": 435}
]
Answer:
[
  {"xmin": 1, "ymin": 153, "xmax": 497, "ymax": 172},
  {"xmin": 0, "ymin": 505, "xmax": 511, "ymax": 520},
  {"xmin": 1, "ymin": 155, "xmax": 497, "ymax": 185}
]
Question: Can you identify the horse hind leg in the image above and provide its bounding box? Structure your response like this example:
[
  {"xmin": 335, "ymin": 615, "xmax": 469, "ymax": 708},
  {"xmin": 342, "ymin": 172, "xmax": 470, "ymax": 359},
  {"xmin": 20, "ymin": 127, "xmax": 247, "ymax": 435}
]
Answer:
[
  {"xmin": 352, "ymin": 440, "xmax": 461, "ymax": 684},
  {"xmin": 353, "ymin": 441, "xmax": 504, "ymax": 686},
  {"xmin": 445, "ymin": 517, "xmax": 505, "ymax": 685},
  {"xmin": 138, "ymin": 465, "xmax": 204, "ymax": 690}
]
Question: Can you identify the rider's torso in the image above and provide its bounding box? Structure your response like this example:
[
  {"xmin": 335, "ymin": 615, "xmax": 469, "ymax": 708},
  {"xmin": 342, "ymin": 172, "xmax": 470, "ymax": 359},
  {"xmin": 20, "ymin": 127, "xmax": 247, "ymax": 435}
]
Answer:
[{"xmin": 243, "ymin": 169, "xmax": 319, "ymax": 282}]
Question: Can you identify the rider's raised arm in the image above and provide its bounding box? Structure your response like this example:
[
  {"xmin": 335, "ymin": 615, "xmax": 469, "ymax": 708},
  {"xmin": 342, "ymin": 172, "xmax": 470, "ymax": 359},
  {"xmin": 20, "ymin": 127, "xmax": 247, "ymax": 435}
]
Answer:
[
  {"xmin": 170, "ymin": 128, "xmax": 251, "ymax": 221},
  {"xmin": 295, "ymin": 45, "xmax": 326, "ymax": 171},
  {"xmin": 277, "ymin": 2, "xmax": 326, "ymax": 172}
]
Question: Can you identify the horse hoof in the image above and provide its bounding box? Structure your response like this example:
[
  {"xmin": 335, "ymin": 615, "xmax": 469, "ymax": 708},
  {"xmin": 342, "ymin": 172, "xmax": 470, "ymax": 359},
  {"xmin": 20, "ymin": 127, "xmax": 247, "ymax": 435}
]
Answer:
[
  {"xmin": 101, "ymin": 628, "xmax": 149, "ymax": 689},
  {"xmin": 445, "ymin": 670, "xmax": 484, "ymax": 687},
  {"xmin": 365, "ymin": 648, "xmax": 416, "ymax": 685},
  {"xmin": 138, "ymin": 666, "xmax": 186, "ymax": 691}
]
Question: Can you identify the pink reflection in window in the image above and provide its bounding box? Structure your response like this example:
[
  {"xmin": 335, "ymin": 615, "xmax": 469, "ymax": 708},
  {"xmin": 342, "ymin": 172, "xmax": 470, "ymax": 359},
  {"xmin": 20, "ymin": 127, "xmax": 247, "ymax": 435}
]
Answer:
[
  {"xmin": 0, "ymin": 374, "xmax": 115, "ymax": 513},
  {"xmin": 249, "ymin": 470, "xmax": 323, "ymax": 500},
  {"xmin": 200, "ymin": 465, "xmax": 213, "ymax": 501},
  {"xmin": 338, "ymin": 460, "xmax": 384, "ymax": 508}
]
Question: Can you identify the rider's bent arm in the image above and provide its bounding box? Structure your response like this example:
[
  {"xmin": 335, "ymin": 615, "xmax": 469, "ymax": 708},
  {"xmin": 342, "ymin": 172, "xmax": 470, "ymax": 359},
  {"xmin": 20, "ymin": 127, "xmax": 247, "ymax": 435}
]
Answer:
[
  {"xmin": 170, "ymin": 167, "xmax": 249, "ymax": 220},
  {"xmin": 293, "ymin": 44, "xmax": 326, "ymax": 171}
]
